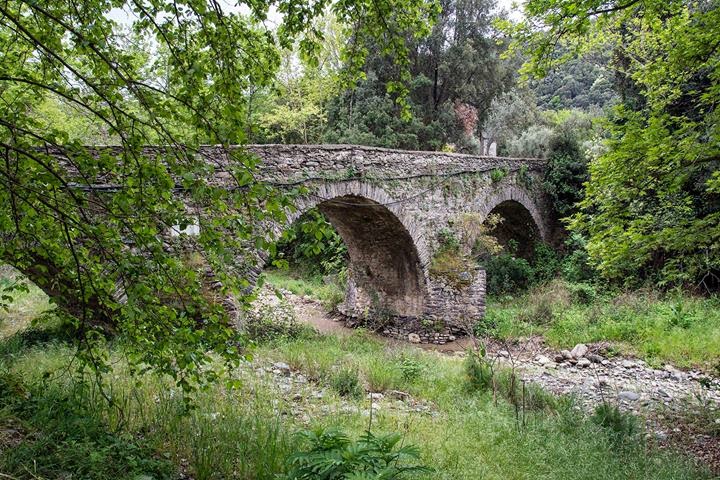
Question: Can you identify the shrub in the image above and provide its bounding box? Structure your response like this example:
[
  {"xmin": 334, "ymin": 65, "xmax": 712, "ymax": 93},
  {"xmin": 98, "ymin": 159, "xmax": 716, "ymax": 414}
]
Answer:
[
  {"xmin": 464, "ymin": 351, "xmax": 494, "ymax": 391},
  {"xmin": 465, "ymin": 352, "xmax": 557, "ymax": 411},
  {"xmin": 531, "ymin": 242, "xmax": 562, "ymax": 283},
  {"xmin": 490, "ymin": 168, "xmax": 508, "ymax": 183},
  {"xmin": 0, "ymin": 379, "xmax": 175, "ymax": 480},
  {"xmin": 568, "ymin": 282, "xmax": 597, "ymax": 305},
  {"xmin": 519, "ymin": 297, "xmax": 554, "ymax": 325},
  {"xmin": 273, "ymin": 209, "xmax": 348, "ymax": 276},
  {"xmin": 560, "ymin": 233, "xmax": 596, "ymax": 283},
  {"xmin": 366, "ymin": 357, "xmax": 403, "ymax": 392},
  {"xmin": 284, "ymin": 428, "xmax": 432, "ymax": 479},
  {"xmin": 473, "ymin": 316, "xmax": 498, "ymax": 337},
  {"xmin": 429, "ymin": 248, "xmax": 475, "ymax": 290},
  {"xmin": 331, "ymin": 368, "xmax": 363, "ymax": 398},
  {"xmin": 244, "ymin": 287, "xmax": 320, "ymax": 343},
  {"xmin": 484, "ymin": 253, "xmax": 533, "ymax": 295}
]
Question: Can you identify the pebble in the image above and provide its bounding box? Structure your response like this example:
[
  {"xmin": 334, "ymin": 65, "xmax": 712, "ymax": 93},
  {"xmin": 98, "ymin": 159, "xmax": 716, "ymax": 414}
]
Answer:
[
  {"xmin": 272, "ymin": 362, "xmax": 292, "ymax": 376},
  {"xmin": 535, "ymin": 354, "xmax": 552, "ymax": 365},
  {"xmin": 587, "ymin": 354, "xmax": 604, "ymax": 364}
]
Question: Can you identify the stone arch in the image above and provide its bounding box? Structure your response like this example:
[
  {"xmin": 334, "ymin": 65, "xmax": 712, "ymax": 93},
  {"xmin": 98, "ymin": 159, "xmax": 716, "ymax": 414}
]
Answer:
[
  {"xmin": 477, "ymin": 185, "xmax": 549, "ymax": 240},
  {"xmin": 283, "ymin": 181, "xmax": 429, "ymax": 318}
]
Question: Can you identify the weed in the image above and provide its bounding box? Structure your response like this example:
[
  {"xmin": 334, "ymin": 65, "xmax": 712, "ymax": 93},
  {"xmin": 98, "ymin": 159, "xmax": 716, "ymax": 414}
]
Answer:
[
  {"xmin": 399, "ymin": 354, "xmax": 424, "ymax": 382},
  {"xmin": 591, "ymin": 403, "xmax": 639, "ymax": 445},
  {"xmin": 490, "ymin": 168, "xmax": 508, "ymax": 183},
  {"xmin": 331, "ymin": 367, "xmax": 363, "ymax": 398},
  {"xmin": 464, "ymin": 351, "xmax": 494, "ymax": 392},
  {"xmin": 366, "ymin": 356, "xmax": 403, "ymax": 392}
]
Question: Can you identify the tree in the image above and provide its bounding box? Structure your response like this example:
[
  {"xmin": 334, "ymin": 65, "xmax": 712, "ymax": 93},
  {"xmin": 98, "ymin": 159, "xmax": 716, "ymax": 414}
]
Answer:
[
  {"xmin": 0, "ymin": 0, "xmax": 438, "ymax": 389},
  {"xmin": 505, "ymin": 0, "xmax": 720, "ymax": 289},
  {"xmin": 326, "ymin": 0, "xmax": 510, "ymax": 151}
]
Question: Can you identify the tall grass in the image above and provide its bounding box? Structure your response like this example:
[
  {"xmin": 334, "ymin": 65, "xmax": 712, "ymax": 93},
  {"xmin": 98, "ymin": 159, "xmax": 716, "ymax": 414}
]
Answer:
[
  {"xmin": 0, "ymin": 271, "xmax": 714, "ymax": 480},
  {"xmin": 1, "ymin": 330, "xmax": 713, "ymax": 480}
]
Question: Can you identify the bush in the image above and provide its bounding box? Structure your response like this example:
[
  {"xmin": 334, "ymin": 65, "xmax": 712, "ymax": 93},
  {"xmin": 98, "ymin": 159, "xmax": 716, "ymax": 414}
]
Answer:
[
  {"xmin": 366, "ymin": 357, "xmax": 403, "ymax": 392},
  {"xmin": 399, "ymin": 354, "xmax": 424, "ymax": 382},
  {"xmin": 560, "ymin": 233, "xmax": 596, "ymax": 283},
  {"xmin": 532, "ymin": 242, "xmax": 562, "ymax": 283},
  {"xmin": 519, "ymin": 297, "xmax": 555, "ymax": 325},
  {"xmin": 473, "ymin": 316, "xmax": 498, "ymax": 337},
  {"xmin": 465, "ymin": 352, "xmax": 557, "ymax": 411},
  {"xmin": 464, "ymin": 351, "xmax": 494, "ymax": 391},
  {"xmin": 330, "ymin": 367, "xmax": 363, "ymax": 398},
  {"xmin": 490, "ymin": 168, "xmax": 508, "ymax": 183},
  {"xmin": 485, "ymin": 253, "xmax": 533, "ymax": 295},
  {"xmin": 245, "ymin": 290, "xmax": 317, "ymax": 343},
  {"xmin": 284, "ymin": 428, "xmax": 432, "ymax": 479},
  {"xmin": 0, "ymin": 378, "xmax": 175, "ymax": 480},
  {"xmin": 273, "ymin": 209, "xmax": 348, "ymax": 276},
  {"xmin": 568, "ymin": 282, "xmax": 597, "ymax": 305}
]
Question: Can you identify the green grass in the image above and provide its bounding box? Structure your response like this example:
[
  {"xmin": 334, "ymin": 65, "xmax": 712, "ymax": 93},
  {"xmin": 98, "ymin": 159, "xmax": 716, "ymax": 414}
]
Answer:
[
  {"xmin": 485, "ymin": 280, "xmax": 720, "ymax": 371},
  {"xmin": 0, "ymin": 270, "xmax": 715, "ymax": 479},
  {"xmin": 0, "ymin": 326, "xmax": 714, "ymax": 479},
  {"xmin": 263, "ymin": 268, "xmax": 345, "ymax": 311},
  {"xmin": 0, "ymin": 265, "xmax": 52, "ymax": 338}
]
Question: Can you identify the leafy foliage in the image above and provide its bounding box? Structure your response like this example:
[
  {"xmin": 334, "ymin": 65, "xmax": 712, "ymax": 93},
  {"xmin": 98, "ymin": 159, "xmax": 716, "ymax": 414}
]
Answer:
[
  {"xmin": 326, "ymin": 0, "xmax": 510, "ymax": 152},
  {"xmin": 505, "ymin": 0, "xmax": 720, "ymax": 289},
  {"xmin": 274, "ymin": 209, "xmax": 348, "ymax": 276},
  {"xmin": 330, "ymin": 367, "xmax": 363, "ymax": 398},
  {"xmin": 284, "ymin": 427, "xmax": 432, "ymax": 479},
  {"xmin": 0, "ymin": 0, "xmax": 437, "ymax": 386},
  {"xmin": 0, "ymin": 371, "xmax": 175, "ymax": 480}
]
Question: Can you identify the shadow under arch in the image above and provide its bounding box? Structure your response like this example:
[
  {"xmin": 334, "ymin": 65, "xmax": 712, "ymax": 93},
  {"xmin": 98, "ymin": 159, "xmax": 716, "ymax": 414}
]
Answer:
[
  {"xmin": 485, "ymin": 200, "xmax": 542, "ymax": 259},
  {"xmin": 288, "ymin": 182, "xmax": 428, "ymax": 318}
]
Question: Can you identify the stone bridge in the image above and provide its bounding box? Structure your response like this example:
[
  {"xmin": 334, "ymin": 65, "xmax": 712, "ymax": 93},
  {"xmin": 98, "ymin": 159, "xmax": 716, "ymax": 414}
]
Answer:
[
  {"xmin": 231, "ymin": 145, "xmax": 553, "ymax": 342},
  {"xmin": 48, "ymin": 144, "xmax": 553, "ymax": 343}
]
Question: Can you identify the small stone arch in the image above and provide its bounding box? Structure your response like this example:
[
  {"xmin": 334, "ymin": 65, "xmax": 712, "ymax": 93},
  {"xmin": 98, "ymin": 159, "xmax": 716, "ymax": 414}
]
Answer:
[
  {"xmin": 281, "ymin": 181, "xmax": 430, "ymax": 318},
  {"xmin": 476, "ymin": 185, "xmax": 550, "ymax": 243}
]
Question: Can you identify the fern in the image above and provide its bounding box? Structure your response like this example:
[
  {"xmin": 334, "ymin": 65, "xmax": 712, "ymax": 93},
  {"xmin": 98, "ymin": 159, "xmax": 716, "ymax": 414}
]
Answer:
[{"xmin": 284, "ymin": 427, "xmax": 432, "ymax": 479}]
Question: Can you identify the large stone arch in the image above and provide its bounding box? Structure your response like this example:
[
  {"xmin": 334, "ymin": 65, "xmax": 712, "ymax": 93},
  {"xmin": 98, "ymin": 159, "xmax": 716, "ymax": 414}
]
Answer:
[{"xmin": 283, "ymin": 181, "xmax": 430, "ymax": 318}]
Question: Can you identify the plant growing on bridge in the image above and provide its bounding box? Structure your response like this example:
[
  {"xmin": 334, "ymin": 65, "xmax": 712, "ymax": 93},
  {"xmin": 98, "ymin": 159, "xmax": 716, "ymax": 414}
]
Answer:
[{"xmin": 0, "ymin": 0, "xmax": 439, "ymax": 391}]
